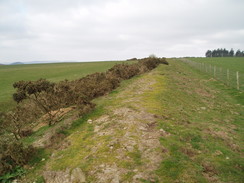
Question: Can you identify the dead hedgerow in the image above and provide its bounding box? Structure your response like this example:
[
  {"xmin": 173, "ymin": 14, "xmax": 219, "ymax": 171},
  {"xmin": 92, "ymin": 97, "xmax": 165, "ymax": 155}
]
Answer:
[
  {"xmin": 10, "ymin": 57, "xmax": 168, "ymax": 128},
  {"xmin": 8, "ymin": 57, "xmax": 168, "ymax": 130}
]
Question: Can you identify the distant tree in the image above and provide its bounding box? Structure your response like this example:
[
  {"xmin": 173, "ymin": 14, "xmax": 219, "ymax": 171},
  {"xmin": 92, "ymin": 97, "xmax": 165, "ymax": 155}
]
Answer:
[
  {"xmin": 229, "ymin": 48, "xmax": 234, "ymax": 57},
  {"xmin": 235, "ymin": 49, "xmax": 242, "ymax": 57},
  {"xmin": 205, "ymin": 50, "xmax": 212, "ymax": 57},
  {"xmin": 222, "ymin": 48, "xmax": 229, "ymax": 57},
  {"xmin": 211, "ymin": 49, "xmax": 217, "ymax": 57},
  {"xmin": 205, "ymin": 48, "xmax": 244, "ymax": 57}
]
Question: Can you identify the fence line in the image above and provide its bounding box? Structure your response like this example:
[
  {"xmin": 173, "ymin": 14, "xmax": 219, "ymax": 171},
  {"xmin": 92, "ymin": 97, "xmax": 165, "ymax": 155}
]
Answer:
[{"xmin": 182, "ymin": 59, "xmax": 243, "ymax": 91}]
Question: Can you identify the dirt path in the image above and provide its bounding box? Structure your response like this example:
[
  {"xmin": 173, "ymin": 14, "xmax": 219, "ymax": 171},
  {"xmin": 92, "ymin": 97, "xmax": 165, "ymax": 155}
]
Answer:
[
  {"xmin": 88, "ymin": 73, "xmax": 166, "ymax": 182},
  {"xmin": 43, "ymin": 70, "xmax": 167, "ymax": 183}
]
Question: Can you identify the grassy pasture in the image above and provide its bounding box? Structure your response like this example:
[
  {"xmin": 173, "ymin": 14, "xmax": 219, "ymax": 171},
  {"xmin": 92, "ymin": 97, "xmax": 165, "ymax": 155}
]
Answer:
[
  {"xmin": 155, "ymin": 60, "xmax": 243, "ymax": 182},
  {"xmin": 185, "ymin": 57, "xmax": 244, "ymax": 91},
  {"xmin": 187, "ymin": 57, "xmax": 244, "ymax": 73},
  {"xmin": 0, "ymin": 61, "xmax": 132, "ymax": 111}
]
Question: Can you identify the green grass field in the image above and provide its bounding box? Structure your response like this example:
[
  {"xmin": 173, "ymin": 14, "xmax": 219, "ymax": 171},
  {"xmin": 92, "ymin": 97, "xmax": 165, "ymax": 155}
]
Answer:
[
  {"xmin": 0, "ymin": 61, "xmax": 132, "ymax": 111},
  {"xmin": 187, "ymin": 57, "xmax": 244, "ymax": 73}
]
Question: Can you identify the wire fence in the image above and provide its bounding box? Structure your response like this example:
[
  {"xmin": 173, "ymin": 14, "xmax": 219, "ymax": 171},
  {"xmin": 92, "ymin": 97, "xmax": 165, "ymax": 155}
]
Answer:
[{"xmin": 182, "ymin": 59, "xmax": 243, "ymax": 91}]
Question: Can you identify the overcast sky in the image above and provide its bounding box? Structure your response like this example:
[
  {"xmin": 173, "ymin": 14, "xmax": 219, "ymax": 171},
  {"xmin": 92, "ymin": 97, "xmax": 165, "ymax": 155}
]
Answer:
[{"xmin": 0, "ymin": 0, "xmax": 244, "ymax": 63}]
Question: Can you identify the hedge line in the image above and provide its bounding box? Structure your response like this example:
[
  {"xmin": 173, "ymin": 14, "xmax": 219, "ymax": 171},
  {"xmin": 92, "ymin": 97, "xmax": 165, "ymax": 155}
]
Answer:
[{"xmin": 0, "ymin": 57, "xmax": 168, "ymax": 178}]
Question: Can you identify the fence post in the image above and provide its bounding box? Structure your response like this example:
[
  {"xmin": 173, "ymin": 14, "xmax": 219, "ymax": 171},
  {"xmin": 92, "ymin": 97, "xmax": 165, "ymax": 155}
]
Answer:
[
  {"xmin": 214, "ymin": 66, "xmax": 216, "ymax": 78},
  {"xmin": 236, "ymin": 71, "xmax": 239, "ymax": 90}
]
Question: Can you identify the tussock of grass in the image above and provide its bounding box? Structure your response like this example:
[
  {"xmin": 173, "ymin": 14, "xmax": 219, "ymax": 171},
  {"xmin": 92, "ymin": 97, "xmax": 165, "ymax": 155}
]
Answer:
[
  {"xmin": 23, "ymin": 126, "xmax": 50, "ymax": 145},
  {"xmin": 127, "ymin": 146, "xmax": 143, "ymax": 166}
]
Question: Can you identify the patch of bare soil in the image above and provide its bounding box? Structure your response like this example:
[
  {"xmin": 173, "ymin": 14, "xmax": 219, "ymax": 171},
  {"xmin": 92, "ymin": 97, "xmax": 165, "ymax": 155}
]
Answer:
[
  {"xmin": 204, "ymin": 126, "xmax": 240, "ymax": 152},
  {"xmin": 88, "ymin": 109, "xmax": 164, "ymax": 182},
  {"xmin": 195, "ymin": 88, "xmax": 214, "ymax": 98},
  {"xmin": 34, "ymin": 107, "xmax": 75, "ymax": 131},
  {"xmin": 43, "ymin": 168, "xmax": 86, "ymax": 183},
  {"xmin": 202, "ymin": 162, "xmax": 222, "ymax": 183},
  {"xmin": 33, "ymin": 111, "xmax": 78, "ymax": 148}
]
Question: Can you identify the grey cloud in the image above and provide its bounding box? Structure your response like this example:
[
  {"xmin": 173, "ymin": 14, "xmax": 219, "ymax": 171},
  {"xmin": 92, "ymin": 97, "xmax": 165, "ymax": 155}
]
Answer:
[{"xmin": 0, "ymin": 0, "xmax": 244, "ymax": 63}]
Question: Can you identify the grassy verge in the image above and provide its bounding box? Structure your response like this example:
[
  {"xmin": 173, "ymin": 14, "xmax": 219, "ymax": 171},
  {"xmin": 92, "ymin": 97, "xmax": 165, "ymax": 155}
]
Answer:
[{"xmin": 153, "ymin": 59, "xmax": 243, "ymax": 182}]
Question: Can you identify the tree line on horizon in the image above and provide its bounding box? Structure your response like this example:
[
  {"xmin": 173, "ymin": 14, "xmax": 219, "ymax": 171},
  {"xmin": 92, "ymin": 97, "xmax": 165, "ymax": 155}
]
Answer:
[{"xmin": 205, "ymin": 48, "xmax": 244, "ymax": 57}]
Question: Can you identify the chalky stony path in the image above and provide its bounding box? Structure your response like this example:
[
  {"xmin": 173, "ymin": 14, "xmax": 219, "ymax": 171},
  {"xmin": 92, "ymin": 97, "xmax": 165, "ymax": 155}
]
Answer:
[{"xmin": 44, "ymin": 70, "xmax": 168, "ymax": 183}]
